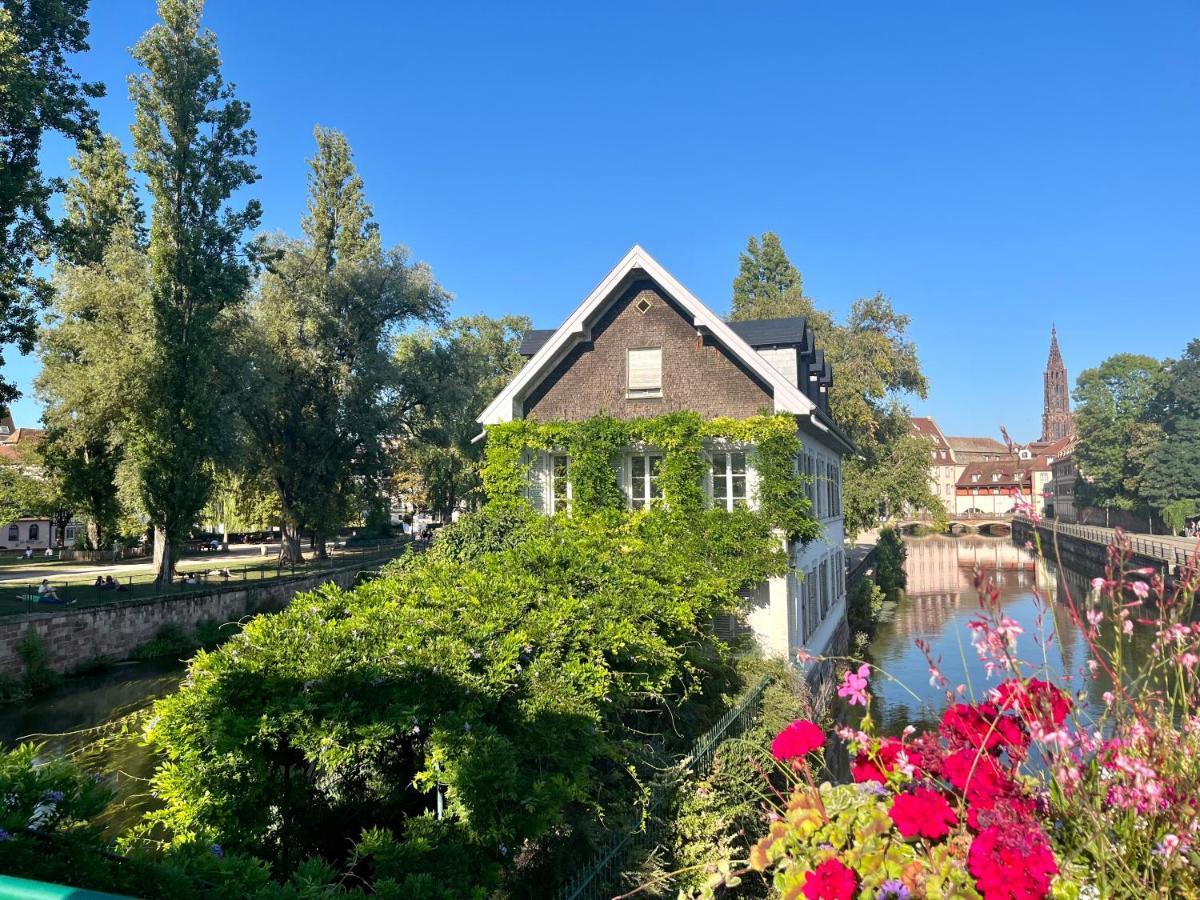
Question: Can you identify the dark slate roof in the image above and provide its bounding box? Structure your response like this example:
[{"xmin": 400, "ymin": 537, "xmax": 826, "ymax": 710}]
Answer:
[
  {"xmin": 516, "ymin": 329, "xmax": 557, "ymax": 356},
  {"xmin": 517, "ymin": 317, "xmax": 810, "ymax": 357}
]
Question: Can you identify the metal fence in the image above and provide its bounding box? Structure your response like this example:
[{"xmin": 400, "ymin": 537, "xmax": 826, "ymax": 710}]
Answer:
[
  {"xmin": 554, "ymin": 674, "xmax": 775, "ymax": 900},
  {"xmin": 1015, "ymin": 516, "xmax": 1196, "ymax": 571}
]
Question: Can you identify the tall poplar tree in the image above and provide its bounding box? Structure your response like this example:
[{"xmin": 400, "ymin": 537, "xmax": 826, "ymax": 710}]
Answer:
[
  {"xmin": 0, "ymin": 0, "xmax": 103, "ymax": 405},
  {"xmin": 241, "ymin": 127, "xmax": 446, "ymax": 563},
  {"xmin": 128, "ymin": 0, "xmax": 260, "ymax": 581},
  {"xmin": 729, "ymin": 232, "xmax": 939, "ymax": 535},
  {"xmin": 36, "ymin": 134, "xmax": 146, "ymax": 547}
]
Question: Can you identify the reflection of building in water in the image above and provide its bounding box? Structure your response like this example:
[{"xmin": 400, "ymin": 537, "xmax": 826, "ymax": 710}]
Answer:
[
  {"xmin": 890, "ymin": 536, "xmax": 1041, "ymax": 641},
  {"xmin": 906, "ymin": 536, "xmax": 1035, "ymax": 599}
]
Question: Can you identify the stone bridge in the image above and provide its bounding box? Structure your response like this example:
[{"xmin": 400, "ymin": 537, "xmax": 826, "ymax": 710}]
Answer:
[{"xmin": 894, "ymin": 512, "xmax": 1015, "ymax": 537}]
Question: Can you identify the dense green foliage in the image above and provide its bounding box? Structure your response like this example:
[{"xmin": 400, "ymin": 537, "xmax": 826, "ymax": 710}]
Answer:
[
  {"xmin": 874, "ymin": 527, "xmax": 908, "ymax": 597},
  {"xmin": 645, "ymin": 663, "xmax": 813, "ymax": 898},
  {"xmin": 1141, "ymin": 339, "xmax": 1200, "ymax": 518},
  {"xmin": 482, "ymin": 412, "xmax": 821, "ymax": 542},
  {"xmin": 127, "ymin": 0, "xmax": 262, "ymax": 581},
  {"xmin": 728, "ymin": 232, "xmax": 940, "ymax": 536},
  {"xmin": 135, "ymin": 505, "xmax": 787, "ymax": 894},
  {"xmin": 0, "ymin": 0, "xmax": 103, "ymax": 406},
  {"xmin": 392, "ymin": 315, "xmax": 530, "ymax": 518},
  {"xmin": 1072, "ymin": 353, "xmax": 1168, "ymax": 513},
  {"xmin": 239, "ymin": 126, "xmax": 447, "ymax": 562}
]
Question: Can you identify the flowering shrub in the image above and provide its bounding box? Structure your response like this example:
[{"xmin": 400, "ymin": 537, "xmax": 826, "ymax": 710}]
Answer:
[{"xmin": 693, "ymin": 526, "xmax": 1200, "ymax": 899}]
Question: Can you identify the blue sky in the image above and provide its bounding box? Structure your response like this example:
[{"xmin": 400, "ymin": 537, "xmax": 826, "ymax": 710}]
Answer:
[{"xmin": 6, "ymin": 1, "xmax": 1198, "ymax": 440}]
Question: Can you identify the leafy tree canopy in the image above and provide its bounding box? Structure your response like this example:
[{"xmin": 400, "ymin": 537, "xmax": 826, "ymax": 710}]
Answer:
[
  {"xmin": 0, "ymin": 0, "xmax": 103, "ymax": 406},
  {"xmin": 1072, "ymin": 353, "xmax": 1168, "ymax": 511},
  {"xmin": 392, "ymin": 314, "xmax": 530, "ymax": 517},
  {"xmin": 1141, "ymin": 339, "xmax": 1200, "ymax": 512},
  {"xmin": 729, "ymin": 232, "xmax": 939, "ymax": 535}
]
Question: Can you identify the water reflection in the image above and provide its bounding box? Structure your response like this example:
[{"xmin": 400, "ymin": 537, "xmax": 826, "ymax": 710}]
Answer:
[
  {"xmin": 0, "ymin": 660, "xmax": 183, "ymax": 834},
  {"xmin": 867, "ymin": 535, "xmax": 1153, "ymax": 737}
]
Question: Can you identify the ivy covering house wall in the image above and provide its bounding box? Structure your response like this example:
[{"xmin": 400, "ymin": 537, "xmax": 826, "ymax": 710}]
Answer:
[{"xmin": 480, "ymin": 411, "xmax": 822, "ymax": 542}]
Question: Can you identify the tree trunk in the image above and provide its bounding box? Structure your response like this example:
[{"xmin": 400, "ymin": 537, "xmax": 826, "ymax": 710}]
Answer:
[
  {"xmin": 87, "ymin": 519, "xmax": 100, "ymax": 551},
  {"xmin": 315, "ymin": 531, "xmax": 329, "ymax": 560},
  {"xmin": 153, "ymin": 525, "xmax": 175, "ymax": 584},
  {"xmin": 279, "ymin": 518, "xmax": 304, "ymax": 565}
]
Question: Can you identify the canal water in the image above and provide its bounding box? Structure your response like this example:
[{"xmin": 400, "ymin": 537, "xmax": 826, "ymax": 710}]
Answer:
[
  {"xmin": 866, "ymin": 533, "xmax": 1150, "ymax": 736},
  {"xmin": 0, "ymin": 659, "xmax": 184, "ymax": 833}
]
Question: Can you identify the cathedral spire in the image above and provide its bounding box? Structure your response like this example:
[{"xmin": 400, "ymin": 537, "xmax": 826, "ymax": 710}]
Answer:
[{"xmin": 1041, "ymin": 326, "xmax": 1073, "ymax": 442}]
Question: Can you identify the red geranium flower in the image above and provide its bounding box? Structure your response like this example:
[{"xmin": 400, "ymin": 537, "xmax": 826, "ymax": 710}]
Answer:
[
  {"xmin": 889, "ymin": 785, "xmax": 959, "ymax": 840},
  {"xmin": 940, "ymin": 703, "xmax": 1026, "ymax": 752},
  {"xmin": 968, "ymin": 824, "xmax": 1057, "ymax": 900},
  {"xmin": 801, "ymin": 858, "xmax": 858, "ymax": 900},
  {"xmin": 851, "ymin": 737, "xmax": 905, "ymax": 783},
  {"xmin": 994, "ymin": 678, "xmax": 1072, "ymax": 730},
  {"xmin": 771, "ymin": 719, "xmax": 825, "ymax": 762},
  {"xmin": 942, "ymin": 748, "xmax": 1008, "ymax": 803}
]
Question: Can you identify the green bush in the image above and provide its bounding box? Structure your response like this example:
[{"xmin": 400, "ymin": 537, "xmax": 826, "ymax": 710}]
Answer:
[
  {"xmin": 137, "ymin": 507, "xmax": 788, "ymax": 891},
  {"xmin": 642, "ymin": 661, "xmax": 813, "ymax": 898},
  {"xmin": 847, "ymin": 577, "xmax": 886, "ymax": 654},
  {"xmin": 18, "ymin": 629, "xmax": 62, "ymax": 695},
  {"xmin": 875, "ymin": 527, "xmax": 908, "ymax": 596}
]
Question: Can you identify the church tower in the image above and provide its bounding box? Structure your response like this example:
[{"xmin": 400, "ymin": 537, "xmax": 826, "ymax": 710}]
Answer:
[{"xmin": 1041, "ymin": 326, "xmax": 1073, "ymax": 442}]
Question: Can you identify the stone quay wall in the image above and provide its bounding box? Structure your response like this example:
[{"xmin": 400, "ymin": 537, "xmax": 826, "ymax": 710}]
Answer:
[{"xmin": 0, "ymin": 563, "xmax": 377, "ymax": 678}]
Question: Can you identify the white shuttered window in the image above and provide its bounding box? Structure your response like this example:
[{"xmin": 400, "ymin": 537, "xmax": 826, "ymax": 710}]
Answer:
[{"xmin": 627, "ymin": 348, "xmax": 662, "ymax": 397}]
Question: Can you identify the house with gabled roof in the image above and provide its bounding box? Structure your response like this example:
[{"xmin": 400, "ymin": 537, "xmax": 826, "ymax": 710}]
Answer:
[{"xmin": 478, "ymin": 246, "xmax": 851, "ymax": 675}]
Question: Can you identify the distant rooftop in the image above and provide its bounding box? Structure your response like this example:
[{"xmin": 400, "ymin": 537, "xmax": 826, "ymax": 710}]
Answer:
[{"xmin": 946, "ymin": 435, "xmax": 1009, "ymax": 453}]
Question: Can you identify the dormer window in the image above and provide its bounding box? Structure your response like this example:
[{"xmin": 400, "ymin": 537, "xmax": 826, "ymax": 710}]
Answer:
[
  {"xmin": 992, "ymin": 473, "xmax": 1001, "ymax": 482},
  {"xmin": 627, "ymin": 348, "xmax": 662, "ymax": 398},
  {"xmin": 971, "ymin": 473, "xmax": 981, "ymax": 483}
]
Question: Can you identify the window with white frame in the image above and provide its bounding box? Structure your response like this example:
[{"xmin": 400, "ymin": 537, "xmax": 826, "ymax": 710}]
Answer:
[
  {"xmin": 550, "ymin": 454, "xmax": 571, "ymax": 513},
  {"xmin": 629, "ymin": 453, "xmax": 663, "ymax": 509},
  {"xmin": 710, "ymin": 450, "xmax": 748, "ymax": 510},
  {"xmin": 627, "ymin": 347, "xmax": 662, "ymax": 398}
]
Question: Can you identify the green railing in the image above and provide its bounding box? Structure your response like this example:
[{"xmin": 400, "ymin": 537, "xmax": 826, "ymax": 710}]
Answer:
[{"xmin": 554, "ymin": 673, "xmax": 774, "ymax": 900}]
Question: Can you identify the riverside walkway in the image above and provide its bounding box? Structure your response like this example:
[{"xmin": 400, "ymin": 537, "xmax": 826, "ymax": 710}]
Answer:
[{"xmin": 1014, "ymin": 517, "xmax": 1197, "ymax": 572}]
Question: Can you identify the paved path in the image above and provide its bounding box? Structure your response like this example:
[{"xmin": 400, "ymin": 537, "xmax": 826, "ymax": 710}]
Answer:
[{"xmin": 0, "ymin": 543, "xmax": 284, "ymax": 583}]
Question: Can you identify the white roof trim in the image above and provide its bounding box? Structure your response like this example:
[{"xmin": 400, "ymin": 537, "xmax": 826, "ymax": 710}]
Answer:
[{"xmin": 477, "ymin": 245, "xmax": 817, "ymax": 425}]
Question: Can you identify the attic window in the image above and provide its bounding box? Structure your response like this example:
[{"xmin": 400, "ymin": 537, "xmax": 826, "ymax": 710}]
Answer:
[
  {"xmin": 0, "ymin": 425, "xmax": 8, "ymax": 435},
  {"xmin": 627, "ymin": 348, "xmax": 662, "ymax": 398},
  {"xmin": 992, "ymin": 473, "xmax": 1001, "ymax": 482},
  {"xmin": 635, "ymin": 296, "xmax": 653, "ymax": 314}
]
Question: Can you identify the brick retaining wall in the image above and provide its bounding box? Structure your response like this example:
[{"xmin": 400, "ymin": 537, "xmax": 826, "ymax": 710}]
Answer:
[{"xmin": 0, "ymin": 564, "xmax": 372, "ymax": 677}]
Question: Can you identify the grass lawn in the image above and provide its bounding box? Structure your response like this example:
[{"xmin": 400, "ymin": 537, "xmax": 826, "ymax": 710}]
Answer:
[{"xmin": 0, "ymin": 542, "xmax": 406, "ymax": 615}]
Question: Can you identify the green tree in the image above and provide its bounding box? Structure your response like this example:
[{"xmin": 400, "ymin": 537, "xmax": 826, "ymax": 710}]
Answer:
[
  {"xmin": 729, "ymin": 232, "xmax": 939, "ymax": 535},
  {"xmin": 36, "ymin": 134, "xmax": 147, "ymax": 549},
  {"xmin": 240, "ymin": 127, "xmax": 446, "ymax": 563},
  {"xmin": 392, "ymin": 314, "xmax": 530, "ymax": 518},
  {"xmin": 1072, "ymin": 353, "xmax": 1167, "ymax": 512},
  {"xmin": 127, "ymin": 0, "xmax": 261, "ymax": 582},
  {"xmin": 1141, "ymin": 339, "xmax": 1200, "ymax": 515},
  {"xmin": 0, "ymin": 0, "xmax": 103, "ymax": 406}
]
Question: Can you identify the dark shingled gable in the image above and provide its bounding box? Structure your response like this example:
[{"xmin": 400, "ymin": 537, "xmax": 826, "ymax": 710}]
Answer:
[{"xmin": 517, "ymin": 317, "xmax": 810, "ymax": 357}]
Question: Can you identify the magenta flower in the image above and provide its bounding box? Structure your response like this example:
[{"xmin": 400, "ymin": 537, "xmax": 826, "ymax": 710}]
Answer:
[{"xmin": 838, "ymin": 663, "xmax": 871, "ymax": 706}]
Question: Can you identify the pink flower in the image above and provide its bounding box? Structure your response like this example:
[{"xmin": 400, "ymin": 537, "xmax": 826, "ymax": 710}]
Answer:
[
  {"xmin": 1128, "ymin": 580, "xmax": 1150, "ymax": 600},
  {"xmin": 801, "ymin": 858, "xmax": 858, "ymax": 900},
  {"xmin": 838, "ymin": 664, "xmax": 871, "ymax": 706},
  {"xmin": 889, "ymin": 786, "xmax": 958, "ymax": 840},
  {"xmin": 1103, "ymin": 691, "xmax": 1115, "ymax": 705}
]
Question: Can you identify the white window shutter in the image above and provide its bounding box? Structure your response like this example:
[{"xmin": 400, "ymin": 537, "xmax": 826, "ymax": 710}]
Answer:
[
  {"xmin": 525, "ymin": 452, "xmax": 549, "ymax": 513},
  {"xmin": 628, "ymin": 348, "xmax": 662, "ymax": 391}
]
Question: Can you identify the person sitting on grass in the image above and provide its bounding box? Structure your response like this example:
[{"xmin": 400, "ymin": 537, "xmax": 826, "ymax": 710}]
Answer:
[
  {"xmin": 94, "ymin": 576, "xmax": 104, "ymax": 589},
  {"xmin": 104, "ymin": 575, "xmax": 124, "ymax": 592},
  {"xmin": 37, "ymin": 580, "xmax": 73, "ymax": 605},
  {"xmin": 183, "ymin": 573, "xmax": 198, "ymax": 586}
]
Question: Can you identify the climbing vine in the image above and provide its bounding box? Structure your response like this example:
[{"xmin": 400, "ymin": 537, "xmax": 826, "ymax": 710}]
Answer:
[{"xmin": 482, "ymin": 412, "xmax": 822, "ymax": 542}]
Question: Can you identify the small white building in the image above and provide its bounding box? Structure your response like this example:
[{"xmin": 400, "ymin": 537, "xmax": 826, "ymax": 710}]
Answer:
[{"xmin": 476, "ymin": 246, "xmax": 852, "ymax": 677}]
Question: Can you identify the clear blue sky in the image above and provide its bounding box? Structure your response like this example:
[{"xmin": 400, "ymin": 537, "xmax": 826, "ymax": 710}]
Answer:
[{"xmin": 6, "ymin": 0, "xmax": 1198, "ymax": 441}]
